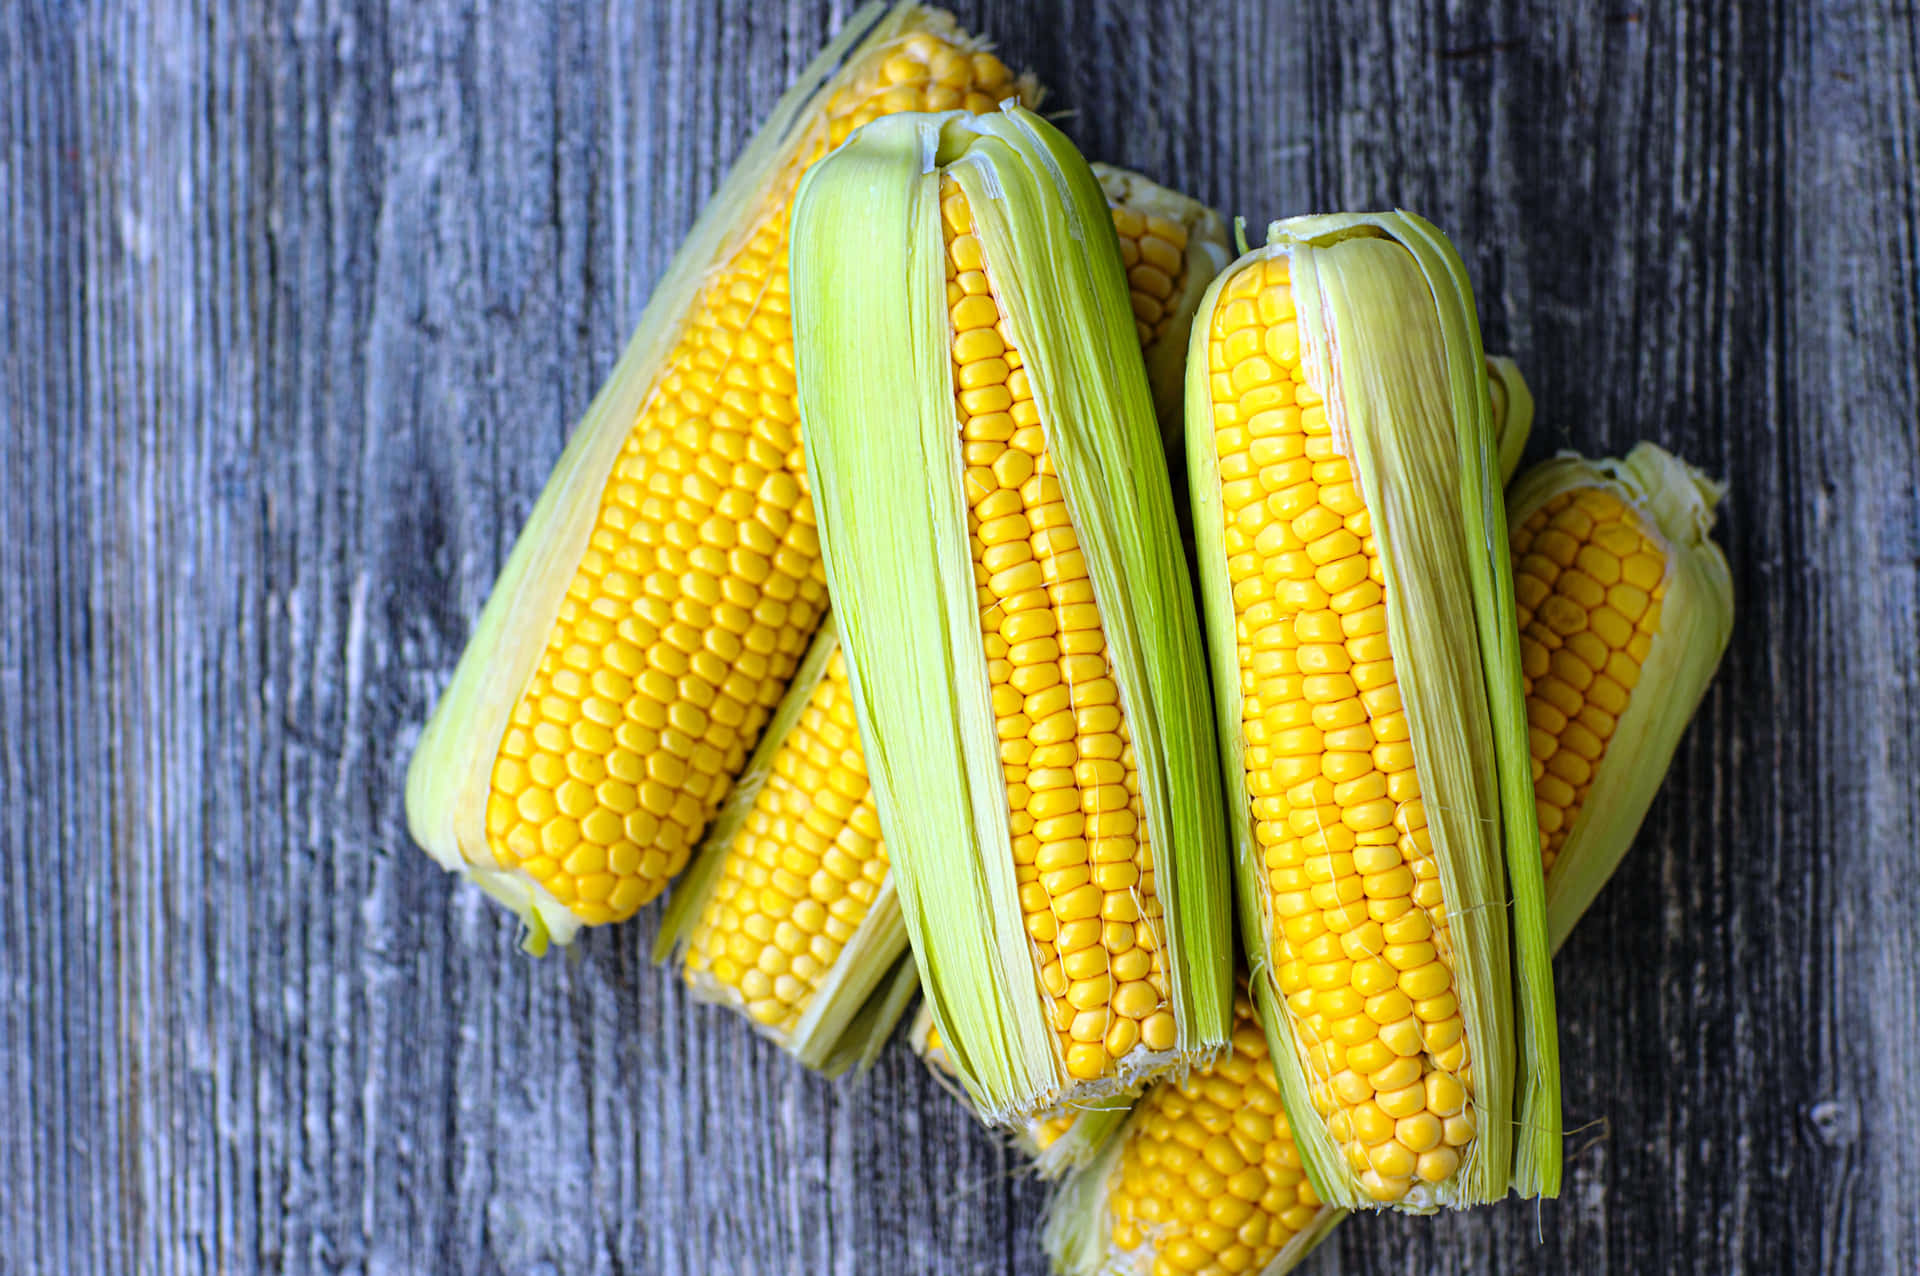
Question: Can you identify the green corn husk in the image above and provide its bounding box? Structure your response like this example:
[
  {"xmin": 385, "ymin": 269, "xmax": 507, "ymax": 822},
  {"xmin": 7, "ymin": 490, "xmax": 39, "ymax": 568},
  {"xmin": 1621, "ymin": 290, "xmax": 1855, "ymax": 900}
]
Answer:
[
  {"xmin": 654, "ymin": 167, "xmax": 1229, "ymax": 1074},
  {"xmin": 1488, "ymin": 354, "xmax": 1535, "ymax": 484},
  {"xmin": 1185, "ymin": 213, "xmax": 1559, "ymax": 1210},
  {"xmin": 1508, "ymin": 443, "xmax": 1734, "ymax": 949},
  {"xmin": 792, "ymin": 104, "xmax": 1233, "ymax": 1124}
]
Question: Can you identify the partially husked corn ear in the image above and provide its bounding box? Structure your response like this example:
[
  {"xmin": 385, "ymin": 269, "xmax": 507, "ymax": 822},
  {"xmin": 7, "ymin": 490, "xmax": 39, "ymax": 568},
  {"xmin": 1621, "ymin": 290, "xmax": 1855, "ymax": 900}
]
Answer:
[
  {"xmin": 1045, "ymin": 440, "xmax": 1727, "ymax": 1271},
  {"xmin": 792, "ymin": 106, "xmax": 1231, "ymax": 1123},
  {"xmin": 655, "ymin": 171, "xmax": 1229, "ymax": 1071},
  {"xmin": 1508, "ymin": 443, "xmax": 1732, "ymax": 948},
  {"xmin": 1185, "ymin": 213, "xmax": 1558, "ymax": 1209},
  {"xmin": 404, "ymin": 4, "xmax": 1033, "ymax": 948}
]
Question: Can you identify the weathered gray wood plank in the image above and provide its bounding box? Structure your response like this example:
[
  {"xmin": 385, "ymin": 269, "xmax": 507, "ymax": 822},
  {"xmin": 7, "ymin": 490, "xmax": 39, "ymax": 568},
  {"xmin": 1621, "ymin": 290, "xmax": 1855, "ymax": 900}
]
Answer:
[{"xmin": 2, "ymin": 1, "xmax": 1916, "ymax": 1272}]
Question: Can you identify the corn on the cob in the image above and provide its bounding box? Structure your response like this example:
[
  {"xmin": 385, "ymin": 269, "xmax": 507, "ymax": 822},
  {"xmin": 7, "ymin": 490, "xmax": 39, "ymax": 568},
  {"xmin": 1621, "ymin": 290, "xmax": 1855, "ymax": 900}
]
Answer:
[
  {"xmin": 792, "ymin": 106, "xmax": 1232, "ymax": 1122},
  {"xmin": 1508, "ymin": 443, "xmax": 1733, "ymax": 947},
  {"xmin": 1045, "ymin": 444, "xmax": 1729, "ymax": 1270},
  {"xmin": 404, "ymin": 5, "xmax": 1035, "ymax": 948},
  {"xmin": 656, "ymin": 171, "xmax": 1228, "ymax": 1070},
  {"xmin": 1186, "ymin": 214, "xmax": 1558, "ymax": 1209}
]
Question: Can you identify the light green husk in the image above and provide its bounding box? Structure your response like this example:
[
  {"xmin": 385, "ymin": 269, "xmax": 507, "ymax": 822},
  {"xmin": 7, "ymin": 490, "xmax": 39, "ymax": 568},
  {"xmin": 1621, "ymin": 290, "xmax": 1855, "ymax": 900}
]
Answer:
[
  {"xmin": 654, "ymin": 165, "xmax": 1227, "ymax": 1076},
  {"xmin": 793, "ymin": 104, "xmax": 1232, "ymax": 1124},
  {"xmin": 401, "ymin": 2, "xmax": 998, "ymax": 949},
  {"xmin": 1184, "ymin": 212, "xmax": 1559, "ymax": 1211},
  {"xmin": 1509, "ymin": 443, "xmax": 1734, "ymax": 949},
  {"xmin": 1487, "ymin": 354, "xmax": 1535, "ymax": 484}
]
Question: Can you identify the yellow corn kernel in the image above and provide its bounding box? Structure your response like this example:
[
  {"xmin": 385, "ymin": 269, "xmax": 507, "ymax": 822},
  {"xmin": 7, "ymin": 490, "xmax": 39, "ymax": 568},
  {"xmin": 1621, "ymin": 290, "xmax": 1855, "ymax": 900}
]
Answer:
[{"xmin": 1506, "ymin": 443, "xmax": 1733, "ymax": 950}]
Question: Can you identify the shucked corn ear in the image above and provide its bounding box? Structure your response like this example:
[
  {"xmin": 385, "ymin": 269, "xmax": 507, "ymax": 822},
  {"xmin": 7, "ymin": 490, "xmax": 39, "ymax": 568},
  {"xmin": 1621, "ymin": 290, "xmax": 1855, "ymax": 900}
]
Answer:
[
  {"xmin": 1508, "ymin": 443, "xmax": 1733, "ymax": 948},
  {"xmin": 792, "ymin": 105, "xmax": 1233, "ymax": 1122},
  {"xmin": 1043, "ymin": 442, "xmax": 1731, "ymax": 1274},
  {"xmin": 404, "ymin": 4, "xmax": 1034, "ymax": 948},
  {"xmin": 655, "ymin": 171, "xmax": 1229, "ymax": 1071},
  {"xmin": 1185, "ymin": 214, "xmax": 1559, "ymax": 1209}
]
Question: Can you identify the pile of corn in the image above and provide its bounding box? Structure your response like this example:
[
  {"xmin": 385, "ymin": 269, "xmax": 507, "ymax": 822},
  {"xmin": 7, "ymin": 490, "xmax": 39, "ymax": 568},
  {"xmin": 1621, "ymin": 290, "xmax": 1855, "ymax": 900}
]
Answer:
[{"xmin": 405, "ymin": 4, "xmax": 1734, "ymax": 1269}]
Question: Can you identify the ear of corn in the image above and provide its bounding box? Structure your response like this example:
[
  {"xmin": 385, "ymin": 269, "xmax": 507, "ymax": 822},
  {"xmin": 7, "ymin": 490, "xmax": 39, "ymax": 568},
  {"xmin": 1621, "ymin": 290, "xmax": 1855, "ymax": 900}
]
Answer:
[
  {"xmin": 792, "ymin": 106, "xmax": 1232, "ymax": 1123},
  {"xmin": 655, "ymin": 169, "xmax": 1228, "ymax": 1073},
  {"xmin": 1506, "ymin": 443, "xmax": 1733, "ymax": 948},
  {"xmin": 1185, "ymin": 213, "xmax": 1558, "ymax": 1210},
  {"xmin": 404, "ymin": 4, "xmax": 1035, "ymax": 949},
  {"xmin": 1045, "ymin": 436, "xmax": 1730, "ymax": 1272}
]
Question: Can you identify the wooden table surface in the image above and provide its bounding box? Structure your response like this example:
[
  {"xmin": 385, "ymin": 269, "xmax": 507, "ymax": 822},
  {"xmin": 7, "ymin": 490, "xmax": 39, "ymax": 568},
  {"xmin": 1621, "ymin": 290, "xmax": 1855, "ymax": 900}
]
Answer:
[{"xmin": 6, "ymin": 1, "xmax": 1918, "ymax": 1272}]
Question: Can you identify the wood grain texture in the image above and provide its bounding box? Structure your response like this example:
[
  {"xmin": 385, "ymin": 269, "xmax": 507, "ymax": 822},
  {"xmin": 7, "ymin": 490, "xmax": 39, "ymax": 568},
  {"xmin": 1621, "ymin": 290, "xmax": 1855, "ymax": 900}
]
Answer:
[{"xmin": 3, "ymin": 1, "xmax": 1916, "ymax": 1272}]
